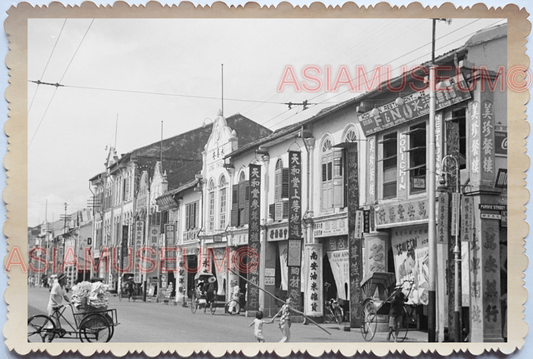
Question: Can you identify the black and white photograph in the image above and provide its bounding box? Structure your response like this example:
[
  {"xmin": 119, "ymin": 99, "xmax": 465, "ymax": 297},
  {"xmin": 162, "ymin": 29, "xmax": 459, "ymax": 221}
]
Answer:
[{"xmin": 2, "ymin": 1, "xmax": 529, "ymax": 356}]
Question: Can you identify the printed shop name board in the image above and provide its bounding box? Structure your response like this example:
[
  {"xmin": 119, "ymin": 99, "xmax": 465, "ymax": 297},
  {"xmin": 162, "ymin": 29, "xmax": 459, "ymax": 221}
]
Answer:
[
  {"xmin": 375, "ymin": 199, "xmax": 428, "ymax": 227},
  {"xmin": 313, "ymin": 218, "xmax": 348, "ymax": 238},
  {"xmin": 359, "ymin": 73, "xmax": 471, "ymax": 136}
]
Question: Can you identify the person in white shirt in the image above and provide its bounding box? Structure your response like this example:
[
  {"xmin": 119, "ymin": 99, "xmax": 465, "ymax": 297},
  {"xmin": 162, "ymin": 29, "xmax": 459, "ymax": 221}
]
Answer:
[{"xmin": 47, "ymin": 273, "xmax": 70, "ymax": 323}]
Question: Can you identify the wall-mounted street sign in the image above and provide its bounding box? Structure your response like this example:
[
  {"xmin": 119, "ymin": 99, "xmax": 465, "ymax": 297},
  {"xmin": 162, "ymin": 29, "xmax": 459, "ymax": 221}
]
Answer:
[{"xmin": 479, "ymin": 204, "xmax": 507, "ymax": 211}]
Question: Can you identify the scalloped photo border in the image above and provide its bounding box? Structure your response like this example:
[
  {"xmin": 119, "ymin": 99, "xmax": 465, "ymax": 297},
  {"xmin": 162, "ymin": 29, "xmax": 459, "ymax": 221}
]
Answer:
[{"xmin": 3, "ymin": 1, "xmax": 530, "ymax": 356}]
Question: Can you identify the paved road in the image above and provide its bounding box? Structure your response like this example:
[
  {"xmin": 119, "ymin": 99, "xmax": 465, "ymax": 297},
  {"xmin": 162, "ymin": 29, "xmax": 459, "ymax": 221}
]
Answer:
[{"xmin": 28, "ymin": 287, "xmax": 427, "ymax": 343}]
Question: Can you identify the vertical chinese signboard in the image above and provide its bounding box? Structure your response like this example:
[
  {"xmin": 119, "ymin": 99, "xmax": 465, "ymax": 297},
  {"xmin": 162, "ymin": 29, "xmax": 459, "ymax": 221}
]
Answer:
[
  {"xmin": 437, "ymin": 192, "xmax": 449, "ymax": 244},
  {"xmin": 287, "ymin": 150, "xmax": 302, "ymax": 310},
  {"xmin": 346, "ymin": 144, "xmax": 362, "ymax": 327},
  {"xmin": 134, "ymin": 221, "xmax": 144, "ymax": 284},
  {"xmin": 247, "ymin": 164, "xmax": 261, "ymax": 311},
  {"xmin": 304, "ymin": 244, "xmax": 322, "ymax": 316},
  {"xmin": 164, "ymin": 224, "xmax": 176, "ymax": 270}
]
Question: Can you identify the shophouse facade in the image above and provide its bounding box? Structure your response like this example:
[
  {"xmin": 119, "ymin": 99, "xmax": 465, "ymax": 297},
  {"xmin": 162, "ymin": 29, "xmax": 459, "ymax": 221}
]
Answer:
[{"xmin": 216, "ymin": 24, "xmax": 507, "ymax": 342}]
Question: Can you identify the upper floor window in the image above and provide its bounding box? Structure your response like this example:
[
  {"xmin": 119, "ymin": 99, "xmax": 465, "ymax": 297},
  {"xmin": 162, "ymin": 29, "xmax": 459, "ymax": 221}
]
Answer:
[
  {"xmin": 185, "ymin": 202, "xmax": 198, "ymax": 230},
  {"xmin": 321, "ymin": 137, "xmax": 344, "ymax": 211},
  {"xmin": 219, "ymin": 176, "xmax": 227, "ymax": 230},
  {"xmin": 208, "ymin": 179, "xmax": 216, "ymax": 231},
  {"xmin": 231, "ymin": 170, "xmax": 249, "ymax": 227},
  {"xmin": 381, "ymin": 131, "xmax": 398, "ymax": 199},
  {"xmin": 270, "ymin": 159, "xmax": 289, "ymax": 221},
  {"xmin": 405, "ymin": 122, "xmax": 427, "ymax": 194}
]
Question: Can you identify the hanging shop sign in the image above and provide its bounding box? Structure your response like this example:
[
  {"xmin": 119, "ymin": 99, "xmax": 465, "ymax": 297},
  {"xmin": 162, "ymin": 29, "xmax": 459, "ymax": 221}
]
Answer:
[
  {"xmin": 355, "ymin": 210, "xmax": 364, "ymax": 239},
  {"xmin": 287, "ymin": 150, "xmax": 302, "ymax": 311},
  {"xmin": 134, "ymin": 221, "xmax": 144, "ymax": 283},
  {"xmin": 346, "ymin": 144, "xmax": 363, "ymax": 326},
  {"xmin": 494, "ymin": 130, "xmax": 507, "ymax": 156},
  {"xmin": 268, "ymin": 227, "xmax": 289, "ymax": 241},
  {"xmin": 358, "ymin": 73, "xmax": 471, "ymax": 136},
  {"xmin": 288, "ymin": 151, "xmax": 302, "ymax": 238},
  {"xmin": 304, "ymin": 245, "xmax": 322, "ymax": 315},
  {"xmin": 326, "ymin": 237, "xmax": 348, "ymax": 252},
  {"xmin": 375, "ymin": 199, "xmax": 428, "ymax": 227},
  {"xmin": 461, "ymin": 196, "xmax": 474, "ymax": 242},
  {"xmin": 391, "ymin": 226, "xmax": 429, "ymax": 305},
  {"xmin": 165, "ymin": 224, "xmax": 176, "ymax": 245},
  {"xmin": 247, "ymin": 164, "xmax": 262, "ymax": 311},
  {"xmin": 287, "ymin": 239, "xmax": 302, "ymax": 267},
  {"xmin": 313, "ymin": 218, "xmax": 347, "ymax": 238}
]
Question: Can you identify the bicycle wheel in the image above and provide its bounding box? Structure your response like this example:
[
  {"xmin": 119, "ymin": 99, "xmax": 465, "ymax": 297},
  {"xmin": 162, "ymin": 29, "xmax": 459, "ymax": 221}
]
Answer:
[
  {"xmin": 225, "ymin": 300, "xmax": 240, "ymax": 315},
  {"xmin": 28, "ymin": 314, "xmax": 56, "ymax": 343},
  {"xmin": 190, "ymin": 293, "xmax": 198, "ymax": 314},
  {"xmin": 395, "ymin": 307, "xmax": 409, "ymax": 342},
  {"xmin": 334, "ymin": 307, "xmax": 343, "ymax": 325},
  {"xmin": 361, "ymin": 300, "xmax": 377, "ymax": 341},
  {"xmin": 79, "ymin": 314, "xmax": 112, "ymax": 343},
  {"xmin": 210, "ymin": 301, "xmax": 216, "ymax": 315}
]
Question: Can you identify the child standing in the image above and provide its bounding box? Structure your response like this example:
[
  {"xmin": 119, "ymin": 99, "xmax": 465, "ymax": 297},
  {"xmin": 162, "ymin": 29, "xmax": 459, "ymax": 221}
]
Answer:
[{"xmin": 249, "ymin": 311, "xmax": 268, "ymax": 342}]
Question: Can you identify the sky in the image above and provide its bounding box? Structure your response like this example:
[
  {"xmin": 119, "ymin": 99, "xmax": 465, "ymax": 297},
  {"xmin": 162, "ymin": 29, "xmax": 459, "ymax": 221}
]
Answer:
[{"xmin": 26, "ymin": 16, "xmax": 506, "ymax": 227}]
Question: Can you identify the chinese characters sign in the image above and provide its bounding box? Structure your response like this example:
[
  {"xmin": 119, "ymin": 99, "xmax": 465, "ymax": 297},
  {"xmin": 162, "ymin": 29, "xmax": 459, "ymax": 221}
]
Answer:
[
  {"xmin": 247, "ymin": 164, "xmax": 261, "ymax": 311},
  {"xmin": 288, "ymin": 151, "xmax": 302, "ymax": 238},
  {"xmin": 346, "ymin": 145, "xmax": 362, "ymax": 326},
  {"xmin": 134, "ymin": 221, "xmax": 144, "ymax": 283},
  {"xmin": 304, "ymin": 245, "xmax": 322, "ymax": 315},
  {"xmin": 437, "ymin": 192, "xmax": 449, "ymax": 244}
]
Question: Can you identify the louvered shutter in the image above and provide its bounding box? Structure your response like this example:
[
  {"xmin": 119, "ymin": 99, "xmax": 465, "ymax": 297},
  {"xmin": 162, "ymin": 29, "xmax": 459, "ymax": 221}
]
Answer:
[
  {"xmin": 283, "ymin": 200, "xmax": 289, "ymax": 219},
  {"xmin": 281, "ymin": 168, "xmax": 289, "ymax": 199},
  {"xmin": 241, "ymin": 184, "xmax": 250, "ymax": 225},
  {"xmin": 269, "ymin": 204, "xmax": 275, "ymax": 221},
  {"xmin": 231, "ymin": 184, "xmax": 239, "ymax": 226}
]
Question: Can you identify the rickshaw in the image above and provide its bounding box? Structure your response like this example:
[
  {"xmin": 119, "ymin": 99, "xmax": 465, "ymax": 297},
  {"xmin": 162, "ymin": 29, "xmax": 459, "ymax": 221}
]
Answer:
[
  {"xmin": 360, "ymin": 272, "xmax": 415, "ymax": 342},
  {"xmin": 190, "ymin": 273, "xmax": 217, "ymax": 315}
]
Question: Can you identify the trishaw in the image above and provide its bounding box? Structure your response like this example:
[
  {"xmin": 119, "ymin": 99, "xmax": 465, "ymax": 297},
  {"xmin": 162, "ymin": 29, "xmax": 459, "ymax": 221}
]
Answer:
[
  {"xmin": 360, "ymin": 272, "xmax": 414, "ymax": 342},
  {"xmin": 28, "ymin": 303, "xmax": 119, "ymax": 343},
  {"xmin": 190, "ymin": 273, "xmax": 217, "ymax": 315}
]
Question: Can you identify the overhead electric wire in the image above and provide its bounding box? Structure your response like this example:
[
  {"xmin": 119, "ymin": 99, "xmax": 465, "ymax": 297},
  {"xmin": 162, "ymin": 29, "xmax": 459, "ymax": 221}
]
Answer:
[
  {"xmin": 305, "ymin": 19, "xmax": 499, "ymax": 106},
  {"xmin": 59, "ymin": 19, "xmax": 95, "ymax": 83},
  {"xmin": 265, "ymin": 19, "xmax": 504, "ymax": 131},
  {"xmin": 241, "ymin": 19, "xmax": 400, "ymax": 119},
  {"xmin": 29, "ymin": 19, "xmax": 95, "ymax": 149},
  {"xmin": 28, "ymin": 19, "xmax": 68, "ymax": 115}
]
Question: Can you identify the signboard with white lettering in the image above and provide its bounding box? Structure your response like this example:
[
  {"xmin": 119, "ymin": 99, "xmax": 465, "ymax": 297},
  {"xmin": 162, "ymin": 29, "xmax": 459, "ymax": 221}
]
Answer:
[{"xmin": 358, "ymin": 73, "xmax": 471, "ymax": 136}]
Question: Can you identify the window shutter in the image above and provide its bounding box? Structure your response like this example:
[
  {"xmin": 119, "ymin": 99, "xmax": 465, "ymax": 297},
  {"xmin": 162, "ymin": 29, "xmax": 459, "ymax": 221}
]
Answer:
[
  {"xmin": 238, "ymin": 182, "xmax": 247, "ymax": 208},
  {"xmin": 269, "ymin": 204, "xmax": 275, "ymax": 221},
  {"xmin": 275, "ymin": 202, "xmax": 283, "ymax": 221},
  {"xmin": 275, "ymin": 169, "xmax": 282, "ymax": 201},
  {"xmin": 231, "ymin": 209, "xmax": 239, "ymax": 227},
  {"xmin": 242, "ymin": 184, "xmax": 250, "ymax": 225},
  {"xmin": 281, "ymin": 168, "xmax": 289, "ymax": 199},
  {"xmin": 283, "ymin": 200, "xmax": 289, "ymax": 219},
  {"xmin": 231, "ymin": 184, "xmax": 239, "ymax": 226}
]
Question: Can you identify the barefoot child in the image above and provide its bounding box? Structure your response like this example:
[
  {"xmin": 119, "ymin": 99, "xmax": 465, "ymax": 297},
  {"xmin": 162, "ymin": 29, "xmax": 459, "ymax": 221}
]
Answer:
[{"xmin": 249, "ymin": 311, "xmax": 269, "ymax": 342}]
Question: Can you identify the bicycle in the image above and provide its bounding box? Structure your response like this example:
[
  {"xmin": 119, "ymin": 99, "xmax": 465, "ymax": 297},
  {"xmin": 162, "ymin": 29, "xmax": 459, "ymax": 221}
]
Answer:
[
  {"xmin": 324, "ymin": 299, "xmax": 343, "ymax": 324},
  {"xmin": 361, "ymin": 279, "xmax": 415, "ymax": 342},
  {"xmin": 224, "ymin": 296, "xmax": 241, "ymax": 315},
  {"xmin": 27, "ymin": 303, "xmax": 119, "ymax": 343}
]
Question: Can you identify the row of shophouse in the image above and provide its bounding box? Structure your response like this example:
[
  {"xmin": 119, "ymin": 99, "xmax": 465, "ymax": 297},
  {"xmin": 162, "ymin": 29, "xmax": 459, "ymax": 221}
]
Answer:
[{"xmin": 28, "ymin": 24, "xmax": 508, "ymax": 342}]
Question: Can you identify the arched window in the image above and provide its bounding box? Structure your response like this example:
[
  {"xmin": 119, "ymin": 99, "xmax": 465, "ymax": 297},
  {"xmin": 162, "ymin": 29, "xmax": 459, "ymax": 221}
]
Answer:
[
  {"xmin": 321, "ymin": 136, "xmax": 344, "ymax": 211},
  {"xmin": 231, "ymin": 169, "xmax": 250, "ymax": 227},
  {"xmin": 208, "ymin": 179, "xmax": 216, "ymax": 231},
  {"xmin": 219, "ymin": 176, "xmax": 227, "ymax": 229}
]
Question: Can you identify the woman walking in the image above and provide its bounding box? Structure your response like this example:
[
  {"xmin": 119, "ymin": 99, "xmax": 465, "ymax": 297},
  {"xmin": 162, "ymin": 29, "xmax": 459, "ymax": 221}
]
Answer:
[{"xmin": 270, "ymin": 297, "xmax": 292, "ymax": 342}]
